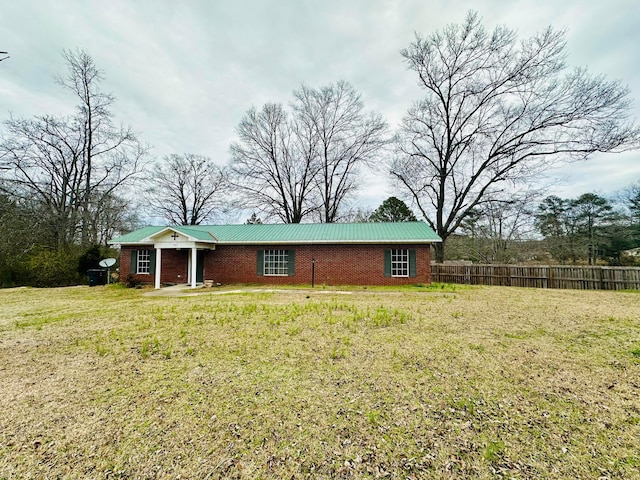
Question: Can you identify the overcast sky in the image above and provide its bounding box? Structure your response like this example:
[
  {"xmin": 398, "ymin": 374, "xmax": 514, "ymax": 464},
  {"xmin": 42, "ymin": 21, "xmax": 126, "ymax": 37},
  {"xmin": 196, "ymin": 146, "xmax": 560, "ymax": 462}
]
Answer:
[{"xmin": 2, "ymin": 0, "xmax": 639, "ymax": 215}]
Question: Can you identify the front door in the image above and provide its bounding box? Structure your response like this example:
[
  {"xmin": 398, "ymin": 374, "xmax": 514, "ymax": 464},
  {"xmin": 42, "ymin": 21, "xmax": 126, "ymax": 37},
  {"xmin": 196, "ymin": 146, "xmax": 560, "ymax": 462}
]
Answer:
[{"xmin": 196, "ymin": 251, "xmax": 205, "ymax": 283}]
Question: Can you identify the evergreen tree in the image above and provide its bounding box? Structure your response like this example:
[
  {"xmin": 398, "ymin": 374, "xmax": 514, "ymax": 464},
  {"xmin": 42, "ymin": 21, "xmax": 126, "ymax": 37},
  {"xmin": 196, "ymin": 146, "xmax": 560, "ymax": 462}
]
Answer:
[{"xmin": 369, "ymin": 197, "xmax": 417, "ymax": 222}]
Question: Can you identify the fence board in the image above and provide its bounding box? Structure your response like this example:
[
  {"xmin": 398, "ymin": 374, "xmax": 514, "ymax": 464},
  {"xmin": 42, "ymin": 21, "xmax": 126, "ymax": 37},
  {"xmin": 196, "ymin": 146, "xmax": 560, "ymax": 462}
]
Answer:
[{"xmin": 431, "ymin": 264, "xmax": 640, "ymax": 291}]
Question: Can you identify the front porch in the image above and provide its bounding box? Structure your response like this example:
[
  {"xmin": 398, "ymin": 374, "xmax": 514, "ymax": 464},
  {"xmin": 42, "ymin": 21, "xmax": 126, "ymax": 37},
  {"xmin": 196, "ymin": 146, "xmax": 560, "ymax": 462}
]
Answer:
[
  {"xmin": 142, "ymin": 227, "xmax": 217, "ymax": 289},
  {"xmin": 153, "ymin": 247, "xmax": 209, "ymax": 289}
]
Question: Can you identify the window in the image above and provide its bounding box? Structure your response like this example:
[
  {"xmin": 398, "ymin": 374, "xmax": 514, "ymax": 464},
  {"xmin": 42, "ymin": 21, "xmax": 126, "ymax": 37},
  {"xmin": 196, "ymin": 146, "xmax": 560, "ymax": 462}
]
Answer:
[
  {"xmin": 384, "ymin": 248, "xmax": 416, "ymax": 278},
  {"xmin": 137, "ymin": 249, "xmax": 151, "ymax": 274},
  {"xmin": 263, "ymin": 249, "xmax": 289, "ymax": 276},
  {"xmin": 391, "ymin": 248, "xmax": 409, "ymax": 277},
  {"xmin": 257, "ymin": 249, "xmax": 295, "ymax": 276}
]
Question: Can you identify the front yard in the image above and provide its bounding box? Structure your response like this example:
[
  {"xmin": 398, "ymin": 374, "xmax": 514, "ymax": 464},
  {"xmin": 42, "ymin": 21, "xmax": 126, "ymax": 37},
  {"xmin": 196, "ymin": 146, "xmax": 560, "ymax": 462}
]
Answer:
[{"xmin": 0, "ymin": 284, "xmax": 638, "ymax": 478}]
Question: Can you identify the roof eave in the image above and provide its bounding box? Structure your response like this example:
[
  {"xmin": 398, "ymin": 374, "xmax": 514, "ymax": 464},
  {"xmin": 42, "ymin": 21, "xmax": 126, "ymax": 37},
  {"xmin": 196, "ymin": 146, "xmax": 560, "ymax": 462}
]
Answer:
[
  {"xmin": 109, "ymin": 241, "xmax": 155, "ymax": 246},
  {"xmin": 110, "ymin": 239, "xmax": 441, "ymax": 246}
]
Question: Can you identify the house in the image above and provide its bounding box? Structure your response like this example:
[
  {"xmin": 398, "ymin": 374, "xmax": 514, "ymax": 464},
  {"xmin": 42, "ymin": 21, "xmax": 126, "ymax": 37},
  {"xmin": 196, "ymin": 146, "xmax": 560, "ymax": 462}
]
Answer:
[{"xmin": 108, "ymin": 222, "xmax": 441, "ymax": 288}]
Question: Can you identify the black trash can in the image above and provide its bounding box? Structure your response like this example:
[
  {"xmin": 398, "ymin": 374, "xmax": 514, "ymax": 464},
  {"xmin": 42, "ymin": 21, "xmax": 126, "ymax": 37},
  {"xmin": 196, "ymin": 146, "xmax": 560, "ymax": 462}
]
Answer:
[{"xmin": 87, "ymin": 269, "xmax": 107, "ymax": 287}]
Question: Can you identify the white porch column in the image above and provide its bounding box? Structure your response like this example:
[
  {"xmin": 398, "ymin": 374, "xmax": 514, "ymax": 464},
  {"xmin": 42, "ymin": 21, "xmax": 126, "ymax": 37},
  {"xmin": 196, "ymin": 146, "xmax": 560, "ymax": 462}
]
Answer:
[
  {"xmin": 191, "ymin": 247, "xmax": 197, "ymax": 288},
  {"xmin": 154, "ymin": 248, "xmax": 162, "ymax": 289}
]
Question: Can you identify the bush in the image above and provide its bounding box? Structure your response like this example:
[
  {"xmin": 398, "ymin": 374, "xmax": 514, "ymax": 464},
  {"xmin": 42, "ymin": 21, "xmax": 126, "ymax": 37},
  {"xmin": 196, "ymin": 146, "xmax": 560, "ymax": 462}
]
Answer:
[
  {"xmin": 124, "ymin": 274, "xmax": 141, "ymax": 288},
  {"xmin": 78, "ymin": 244, "xmax": 103, "ymax": 275},
  {"xmin": 24, "ymin": 249, "xmax": 82, "ymax": 287}
]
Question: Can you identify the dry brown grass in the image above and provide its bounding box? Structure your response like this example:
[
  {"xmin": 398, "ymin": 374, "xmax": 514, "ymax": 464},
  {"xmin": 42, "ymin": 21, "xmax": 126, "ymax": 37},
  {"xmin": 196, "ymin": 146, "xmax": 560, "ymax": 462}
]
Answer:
[{"xmin": 0, "ymin": 284, "xmax": 639, "ymax": 479}]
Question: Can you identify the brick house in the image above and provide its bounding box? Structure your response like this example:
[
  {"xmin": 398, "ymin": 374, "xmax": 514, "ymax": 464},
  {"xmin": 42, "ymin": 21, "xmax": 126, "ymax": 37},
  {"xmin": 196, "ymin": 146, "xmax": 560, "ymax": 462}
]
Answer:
[{"xmin": 109, "ymin": 222, "xmax": 441, "ymax": 288}]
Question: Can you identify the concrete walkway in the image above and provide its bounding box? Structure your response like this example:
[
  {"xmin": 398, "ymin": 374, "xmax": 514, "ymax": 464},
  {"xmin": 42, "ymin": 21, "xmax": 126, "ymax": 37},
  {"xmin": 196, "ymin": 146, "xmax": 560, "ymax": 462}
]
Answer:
[
  {"xmin": 142, "ymin": 284, "xmax": 201, "ymax": 297},
  {"xmin": 143, "ymin": 284, "xmax": 354, "ymax": 297}
]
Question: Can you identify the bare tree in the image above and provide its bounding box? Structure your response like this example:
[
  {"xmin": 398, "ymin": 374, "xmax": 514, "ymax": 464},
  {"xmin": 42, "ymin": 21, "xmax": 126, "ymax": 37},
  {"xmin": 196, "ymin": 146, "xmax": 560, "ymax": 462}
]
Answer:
[
  {"xmin": 294, "ymin": 81, "xmax": 388, "ymax": 222},
  {"xmin": 56, "ymin": 49, "xmax": 146, "ymax": 244},
  {"xmin": 0, "ymin": 50, "xmax": 146, "ymax": 249},
  {"xmin": 146, "ymin": 154, "xmax": 227, "ymax": 225},
  {"xmin": 228, "ymin": 82, "xmax": 388, "ymax": 223},
  {"xmin": 1, "ymin": 115, "xmax": 86, "ymax": 249},
  {"xmin": 228, "ymin": 103, "xmax": 319, "ymax": 223},
  {"xmin": 0, "ymin": 193, "xmax": 38, "ymax": 285},
  {"xmin": 391, "ymin": 12, "xmax": 640, "ymax": 262},
  {"xmin": 459, "ymin": 192, "xmax": 536, "ymax": 263},
  {"xmin": 0, "ymin": 51, "xmax": 9, "ymax": 62},
  {"xmin": 88, "ymin": 192, "xmax": 141, "ymax": 245}
]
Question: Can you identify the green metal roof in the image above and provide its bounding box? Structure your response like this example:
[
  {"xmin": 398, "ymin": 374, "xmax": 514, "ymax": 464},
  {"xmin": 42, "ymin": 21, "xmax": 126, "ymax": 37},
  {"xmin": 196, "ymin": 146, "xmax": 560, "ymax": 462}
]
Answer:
[
  {"xmin": 109, "ymin": 222, "xmax": 441, "ymax": 245},
  {"xmin": 170, "ymin": 226, "xmax": 218, "ymax": 241},
  {"xmin": 109, "ymin": 226, "xmax": 165, "ymax": 243}
]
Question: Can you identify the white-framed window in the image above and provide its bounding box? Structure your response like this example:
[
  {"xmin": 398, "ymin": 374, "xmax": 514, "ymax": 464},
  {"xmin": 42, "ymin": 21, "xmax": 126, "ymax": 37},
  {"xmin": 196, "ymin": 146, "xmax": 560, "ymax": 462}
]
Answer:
[
  {"xmin": 391, "ymin": 248, "xmax": 409, "ymax": 277},
  {"xmin": 263, "ymin": 249, "xmax": 289, "ymax": 276},
  {"xmin": 137, "ymin": 249, "xmax": 151, "ymax": 274}
]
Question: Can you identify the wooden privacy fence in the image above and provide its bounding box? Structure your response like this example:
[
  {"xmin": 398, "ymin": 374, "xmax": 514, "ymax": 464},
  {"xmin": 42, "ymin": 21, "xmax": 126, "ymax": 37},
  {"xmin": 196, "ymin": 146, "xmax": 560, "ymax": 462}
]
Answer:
[{"xmin": 431, "ymin": 264, "xmax": 640, "ymax": 291}]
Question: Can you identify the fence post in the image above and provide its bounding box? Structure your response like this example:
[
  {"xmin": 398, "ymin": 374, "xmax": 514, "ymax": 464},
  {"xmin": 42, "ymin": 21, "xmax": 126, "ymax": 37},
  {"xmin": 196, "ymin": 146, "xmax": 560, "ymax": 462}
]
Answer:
[{"xmin": 599, "ymin": 267, "xmax": 604, "ymax": 291}]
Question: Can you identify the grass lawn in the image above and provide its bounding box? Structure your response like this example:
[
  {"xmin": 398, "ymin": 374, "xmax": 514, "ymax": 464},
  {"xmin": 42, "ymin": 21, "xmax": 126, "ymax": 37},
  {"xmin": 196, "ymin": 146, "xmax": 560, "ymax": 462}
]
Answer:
[{"xmin": 0, "ymin": 284, "xmax": 639, "ymax": 479}]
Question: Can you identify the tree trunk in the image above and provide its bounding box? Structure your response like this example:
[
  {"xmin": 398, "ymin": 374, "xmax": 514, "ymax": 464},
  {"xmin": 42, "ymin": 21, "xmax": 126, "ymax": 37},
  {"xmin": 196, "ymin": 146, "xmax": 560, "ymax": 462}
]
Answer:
[{"xmin": 433, "ymin": 241, "xmax": 445, "ymax": 264}]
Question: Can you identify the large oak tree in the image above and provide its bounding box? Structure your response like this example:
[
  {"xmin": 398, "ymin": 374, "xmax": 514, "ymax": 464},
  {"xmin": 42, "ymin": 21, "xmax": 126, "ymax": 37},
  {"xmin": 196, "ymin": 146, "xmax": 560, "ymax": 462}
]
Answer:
[
  {"xmin": 228, "ymin": 81, "xmax": 388, "ymax": 223},
  {"xmin": 391, "ymin": 12, "xmax": 640, "ymax": 262}
]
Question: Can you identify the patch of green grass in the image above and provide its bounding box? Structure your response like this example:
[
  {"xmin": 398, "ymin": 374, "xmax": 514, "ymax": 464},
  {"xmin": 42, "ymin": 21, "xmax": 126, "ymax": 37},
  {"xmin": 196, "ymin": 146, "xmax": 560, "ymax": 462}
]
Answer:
[
  {"xmin": 366, "ymin": 409, "xmax": 383, "ymax": 425},
  {"xmin": 329, "ymin": 345, "xmax": 348, "ymax": 360},
  {"xmin": 483, "ymin": 439, "xmax": 506, "ymax": 462},
  {"xmin": 14, "ymin": 311, "xmax": 81, "ymax": 329},
  {"xmin": 468, "ymin": 343, "xmax": 486, "ymax": 353},
  {"xmin": 140, "ymin": 336, "xmax": 160, "ymax": 359}
]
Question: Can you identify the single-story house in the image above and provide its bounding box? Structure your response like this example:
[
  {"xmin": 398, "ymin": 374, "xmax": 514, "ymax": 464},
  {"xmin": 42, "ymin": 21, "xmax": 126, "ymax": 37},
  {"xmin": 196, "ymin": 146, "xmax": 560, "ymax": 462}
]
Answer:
[{"xmin": 108, "ymin": 222, "xmax": 441, "ymax": 288}]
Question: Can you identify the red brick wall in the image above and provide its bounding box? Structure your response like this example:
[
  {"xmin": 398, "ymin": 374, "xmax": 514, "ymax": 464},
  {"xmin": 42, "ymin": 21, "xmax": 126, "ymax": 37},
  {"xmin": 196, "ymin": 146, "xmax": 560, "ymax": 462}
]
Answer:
[
  {"xmin": 159, "ymin": 250, "xmax": 189, "ymax": 283},
  {"xmin": 120, "ymin": 244, "xmax": 432, "ymax": 286},
  {"xmin": 205, "ymin": 244, "xmax": 431, "ymax": 286}
]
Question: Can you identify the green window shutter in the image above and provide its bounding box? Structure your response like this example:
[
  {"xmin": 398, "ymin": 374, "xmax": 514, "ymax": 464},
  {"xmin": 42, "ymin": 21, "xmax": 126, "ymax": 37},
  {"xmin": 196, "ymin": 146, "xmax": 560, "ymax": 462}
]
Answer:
[
  {"xmin": 149, "ymin": 249, "xmax": 156, "ymax": 274},
  {"xmin": 384, "ymin": 249, "xmax": 391, "ymax": 277},
  {"xmin": 409, "ymin": 249, "xmax": 417, "ymax": 278},
  {"xmin": 288, "ymin": 250, "xmax": 295, "ymax": 276},
  {"xmin": 130, "ymin": 250, "xmax": 138, "ymax": 274},
  {"xmin": 257, "ymin": 250, "xmax": 264, "ymax": 276}
]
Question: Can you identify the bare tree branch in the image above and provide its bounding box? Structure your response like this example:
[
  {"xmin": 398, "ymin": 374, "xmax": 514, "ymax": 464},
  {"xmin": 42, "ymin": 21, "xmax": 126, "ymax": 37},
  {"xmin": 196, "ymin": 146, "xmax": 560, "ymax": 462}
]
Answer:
[
  {"xmin": 294, "ymin": 81, "xmax": 388, "ymax": 222},
  {"xmin": 145, "ymin": 154, "xmax": 227, "ymax": 225}
]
